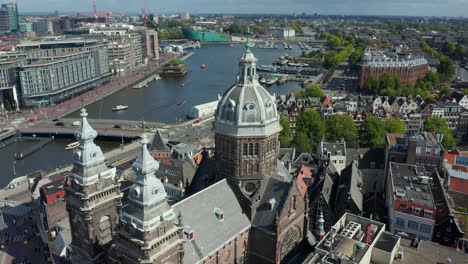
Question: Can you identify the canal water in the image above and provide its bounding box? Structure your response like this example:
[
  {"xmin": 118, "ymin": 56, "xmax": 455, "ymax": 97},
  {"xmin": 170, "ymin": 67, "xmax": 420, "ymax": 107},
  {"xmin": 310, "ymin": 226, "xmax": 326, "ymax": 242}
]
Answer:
[
  {"xmin": 0, "ymin": 44, "xmax": 306, "ymax": 186},
  {"xmin": 66, "ymin": 44, "xmax": 305, "ymax": 123},
  {"xmin": 0, "ymin": 138, "xmax": 120, "ymax": 188}
]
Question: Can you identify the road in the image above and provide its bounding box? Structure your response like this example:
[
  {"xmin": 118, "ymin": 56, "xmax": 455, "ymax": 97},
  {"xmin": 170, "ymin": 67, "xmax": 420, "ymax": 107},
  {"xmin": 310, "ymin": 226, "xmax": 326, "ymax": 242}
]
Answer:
[{"xmin": 0, "ymin": 54, "xmax": 177, "ymax": 132}]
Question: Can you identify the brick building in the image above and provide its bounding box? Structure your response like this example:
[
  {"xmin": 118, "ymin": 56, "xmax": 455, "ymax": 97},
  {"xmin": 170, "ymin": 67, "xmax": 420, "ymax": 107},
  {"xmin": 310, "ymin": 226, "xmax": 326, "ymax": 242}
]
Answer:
[
  {"xmin": 443, "ymin": 149, "xmax": 468, "ymax": 194},
  {"xmin": 358, "ymin": 50, "xmax": 428, "ymax": 89},
  {"xmin": 385, "ymin": 163, "xmax": 436, "ymax": 241},
  {"xmin": 385, "ymin": 132, "xmax": 444, "ymax": 174}
]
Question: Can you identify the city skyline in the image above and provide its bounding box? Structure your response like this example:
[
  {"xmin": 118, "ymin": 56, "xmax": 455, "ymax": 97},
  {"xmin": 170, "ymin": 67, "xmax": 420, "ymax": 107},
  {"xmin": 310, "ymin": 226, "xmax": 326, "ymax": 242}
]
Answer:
[{"xmin": 15, "ymin": 0, "xmax": 468, "ymax": 17}]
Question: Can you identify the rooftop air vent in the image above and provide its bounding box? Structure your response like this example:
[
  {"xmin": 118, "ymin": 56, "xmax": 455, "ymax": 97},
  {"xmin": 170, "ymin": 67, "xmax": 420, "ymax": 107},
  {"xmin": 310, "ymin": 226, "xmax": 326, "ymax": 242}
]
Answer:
[
  {"xmin": 183, "ymin": 227, "xmax": 194, "ymax": 241},
  {"xmin": 214, "ymin": 208, "xmax": 224, "ymax": 222}
]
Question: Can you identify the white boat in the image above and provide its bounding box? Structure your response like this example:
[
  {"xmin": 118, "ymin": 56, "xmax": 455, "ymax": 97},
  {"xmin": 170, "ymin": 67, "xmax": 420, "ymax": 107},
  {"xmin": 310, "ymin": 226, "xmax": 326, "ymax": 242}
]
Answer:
[
  {"xmin": 113, "ymin": 105, "xmax": 128, "ymax": 111},
  {"xmin": 65, "ymin": 141, "xmax": 80, "ymax": 150}
]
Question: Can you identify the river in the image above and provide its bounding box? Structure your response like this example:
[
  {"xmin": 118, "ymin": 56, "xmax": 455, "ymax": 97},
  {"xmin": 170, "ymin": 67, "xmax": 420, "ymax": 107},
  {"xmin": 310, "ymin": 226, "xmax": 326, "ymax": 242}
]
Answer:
[
  {"xmin": 0, "ymin": 44, "xmax": 306, "ymax": 187},
  {"xmin": 66, "ymin": 44, "xmax": 305, "ymax": 123}
]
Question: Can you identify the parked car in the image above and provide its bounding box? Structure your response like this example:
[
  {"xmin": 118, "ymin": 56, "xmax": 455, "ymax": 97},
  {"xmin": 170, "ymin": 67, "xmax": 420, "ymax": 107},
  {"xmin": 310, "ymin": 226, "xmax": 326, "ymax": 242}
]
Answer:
[{"xmin": 52, "ymin": 119, "xmax": 59, "ymax": 122}]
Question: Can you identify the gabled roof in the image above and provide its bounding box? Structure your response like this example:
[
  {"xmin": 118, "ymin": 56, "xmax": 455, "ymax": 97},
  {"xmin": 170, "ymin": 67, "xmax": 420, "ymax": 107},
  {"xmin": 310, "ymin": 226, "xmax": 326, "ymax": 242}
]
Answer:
[
  {"xmin": 173, "ymin": 179, "xmax": 251, "ymax": 264},
  {"xmin": 252, "ymin": 176, "xmax": 292, "ymax": 231},
  {"xmin": 296, "ymin": 166, "xmax": 313, "ymax": 198},
  {"xmin": 450, "ymin": 91, "xmax": 466, "ymax": 103},
  {"xmin": 150, "ymin": 129, "xmax": 170, "ymax": 151},
  {"xmin": 335, "ymin": 161, "xmax": 363, "ymax": 214},
  {"xmin": 322, "ymin": 96, "xmax": 331, "ymax": 106}
]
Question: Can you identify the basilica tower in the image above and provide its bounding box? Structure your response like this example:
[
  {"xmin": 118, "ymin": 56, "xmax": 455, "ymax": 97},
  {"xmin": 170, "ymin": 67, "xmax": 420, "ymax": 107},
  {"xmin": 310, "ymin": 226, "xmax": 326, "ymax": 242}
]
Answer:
[
  {"xmin": 65, "ymin": 108, "xmax": 122, "ymax": 264},
  {"xmin": 213, "ymin": 37, "xmax": 282, "ymax": 207},
  {"xmin": 109, "ymin": 135, "xmax": 184, "ymax": 264}
]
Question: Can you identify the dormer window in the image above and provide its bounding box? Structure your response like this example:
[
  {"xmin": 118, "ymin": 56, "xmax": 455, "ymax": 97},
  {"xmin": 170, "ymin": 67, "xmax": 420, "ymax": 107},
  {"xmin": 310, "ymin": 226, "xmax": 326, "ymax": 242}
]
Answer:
[
  {"xmin": 424, "ymin": 210, "xmax": 433, "ymax": 218},
  {"xmin": 412, "ymin": 207, "xmax": 421, "ymax": 215},
  {"xmin": 214, "ymin": 208, "xmax": 224, "ymax": 222},
  {"xmin": 184, "ymin": 227, "xmax": 194, "ymax": 241}
]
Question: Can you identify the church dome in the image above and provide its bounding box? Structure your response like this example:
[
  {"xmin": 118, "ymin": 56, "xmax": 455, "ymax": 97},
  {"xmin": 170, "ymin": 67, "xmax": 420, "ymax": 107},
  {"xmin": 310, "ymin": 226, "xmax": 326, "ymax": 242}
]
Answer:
[{"xmin": 214, "ymin": 45, "xmax": 280, "ymax": 137}]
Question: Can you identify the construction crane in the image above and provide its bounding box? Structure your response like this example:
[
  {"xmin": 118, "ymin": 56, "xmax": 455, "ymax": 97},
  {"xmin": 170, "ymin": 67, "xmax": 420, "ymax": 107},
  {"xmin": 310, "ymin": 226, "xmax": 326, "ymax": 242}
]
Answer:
[
  {"xmin": 142, "ymin": 0, "xmax": 148, "ymax": 27},
  {"xmin": 92, "ymin": 0, "xmax": 98, "ymax": 23}
]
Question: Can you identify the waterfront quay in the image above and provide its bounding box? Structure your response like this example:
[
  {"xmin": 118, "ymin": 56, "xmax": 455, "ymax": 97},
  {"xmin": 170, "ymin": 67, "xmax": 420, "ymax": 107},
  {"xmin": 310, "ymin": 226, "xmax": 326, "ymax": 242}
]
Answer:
[{"xmin": 0, "ymin": 53, "xmax": 178, "ymax": 131}]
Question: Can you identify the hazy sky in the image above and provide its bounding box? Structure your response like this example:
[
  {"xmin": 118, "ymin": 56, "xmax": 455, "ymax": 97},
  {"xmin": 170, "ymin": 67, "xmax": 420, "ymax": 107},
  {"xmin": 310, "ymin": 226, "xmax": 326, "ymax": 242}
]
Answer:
[{"xmin": 16, "ymin": 0, "xmax": 468, "ymax": 17}]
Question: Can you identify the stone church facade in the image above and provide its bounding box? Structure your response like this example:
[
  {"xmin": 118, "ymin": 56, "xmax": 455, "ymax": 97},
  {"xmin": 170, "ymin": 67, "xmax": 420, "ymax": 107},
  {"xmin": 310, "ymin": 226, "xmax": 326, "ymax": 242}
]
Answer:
[{"xmin": 65, "ymin": 40, "xmax": 307, "ymax": 264}]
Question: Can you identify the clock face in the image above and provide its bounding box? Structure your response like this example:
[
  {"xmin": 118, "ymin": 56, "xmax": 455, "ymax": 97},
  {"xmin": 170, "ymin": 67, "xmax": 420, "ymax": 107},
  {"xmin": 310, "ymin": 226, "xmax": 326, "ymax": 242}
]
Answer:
[
  {"xmin": 245, "ymin": 182, "xmax": 256, "ymax": 194},
  {"xmin": 152, "ymin": 187, "xmax": 159, "ymax": 195}
]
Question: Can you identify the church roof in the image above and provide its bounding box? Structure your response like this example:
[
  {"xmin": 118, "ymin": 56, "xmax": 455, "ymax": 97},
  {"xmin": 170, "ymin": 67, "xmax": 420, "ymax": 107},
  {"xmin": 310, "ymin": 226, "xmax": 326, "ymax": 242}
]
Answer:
[
  {"xmin": 252, "ymin": 176, "xmax": 292, "ymax": 231},
  {"xmin": 214, "ymin": 46, "xmax": 280, "ymax": 137},
  {"xmin": 69, "ymin": 108, "xmax": 109, "ymax": 186},
  {"xmin": 122, "ymin": 135, "xmax": 174, "ymax": 232},
  {"xmin": 173, "ymin": 179, "xmax": 250, "ymax": 264}
]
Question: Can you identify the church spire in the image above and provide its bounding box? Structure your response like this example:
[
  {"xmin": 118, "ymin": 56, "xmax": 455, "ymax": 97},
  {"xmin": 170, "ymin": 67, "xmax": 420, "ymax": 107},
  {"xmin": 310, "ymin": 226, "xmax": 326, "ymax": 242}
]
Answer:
[
  {"xmin": 245, "ymin": 26, "xmax": 251, "ymax": 52},
  {"xmin": 317, "ymin": 210, "xmax": 325, "ymax": 240},
  {"xmin": 75, "ymin": 108, "xmax": 98, "ymax": 143},
  {"xmin": 123, "ymin": 135, "xmax": 173, "ymax": 232},
  {"xmin": 70, "ymin": 108, "xmax": 107, "ymax": 186}
]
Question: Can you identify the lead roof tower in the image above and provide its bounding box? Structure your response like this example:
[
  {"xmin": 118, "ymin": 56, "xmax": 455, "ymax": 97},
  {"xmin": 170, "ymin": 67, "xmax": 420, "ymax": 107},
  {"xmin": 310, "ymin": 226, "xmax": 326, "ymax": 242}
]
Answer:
[
  {"xmin": 213, "ymin": 31, "xmax": 281, "ymax": 208},
  {"xmin": 109, "ymin": 135, "xmax": 184, "ymax": 264},
  {"xmin": 65, "ymin": 108, "xmax": 122, "ymax": 264}
]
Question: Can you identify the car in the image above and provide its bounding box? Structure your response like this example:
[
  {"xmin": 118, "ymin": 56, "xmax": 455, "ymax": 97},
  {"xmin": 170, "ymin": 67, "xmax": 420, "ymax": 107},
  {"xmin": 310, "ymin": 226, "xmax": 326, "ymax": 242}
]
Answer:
[
  {"xmin": 113, "ymin": 124, "xmax": 122, "ymax": 129},
  {"xmin": 55, "ymin": 122, "xmax": 65, "ymax": 127},
  {"xmin": 28, "ymin": 118, "xmax": 36, "ymax": 122},
  {"xmin": 193, "ymin": 119, "xmax": 201, "ymax": 124},
  {"xmin": 52, "ymin": 119, "xmax": 59, "ymax": 122}
]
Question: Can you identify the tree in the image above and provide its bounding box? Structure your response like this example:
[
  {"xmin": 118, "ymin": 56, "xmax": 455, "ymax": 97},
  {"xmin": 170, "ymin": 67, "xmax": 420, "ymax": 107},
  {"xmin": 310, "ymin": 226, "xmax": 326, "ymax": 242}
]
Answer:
[
  {"xmin": 304, "ymin": 84, "xmax": 325, "ymax": 99},
  {"xmin": 293, "ymin": 131, "xmax": 313, "ymax": 153},
  {"xmin": 20, "ymin": 98, "xmax": 27, "ymax": 109},
  {"xmin": 425, "ymin": 71, "xmax": 440, "ymax": 86},
  {"xmin": 385, "ymin": 118, "xmax": 406, "ymax": 133},
  {"xmin": 326, "ymin": 36, "xmax": 343, "ymax": 48},
  {"xmin": 380, "ymin": 73, "xmax": 395, "ymax": 91},
  {"xmin": 365, "ymin": 75, "xmax": 380, "ymax": 92},
  {"xmin": 442, "ymin": 40, "xmax": 456, "ymax": 55},
  {"xmin": 348, "ymin": 50, "xmax": 362, "ymax": 66},
  {"xmin": 455, "ymin": 44, "xmax": 467, "ymax": 58},
  {"xmin": 424, "ymin": 116, "xmax": 457, "ymax": 149},
  {"xmin": 325, "ymin": 114, "xmax": 358, "ymax": 147},
  {"xmin": 226, "ymin": 23, "xmax": 243, "ymax": 34},
  {"xmin": 438, "ymin": 85, "xmax": 452, "ymax": 98},
  {"xmin": 361, "ymin": 116, "xmax": 386, "ymax": 147},
  {"xmin": 279, "ymin": 114, "xmax": 292, "ymax": 147},
  {"xmin": 4, "ymin": 100, "xmax": 12, "ymax": 111},
  {"xmin": 296, "ymin": 109, "xmax": 325, "ymax": 148},
  {"xmin": 437, "ymin": 56, "xmax": 455, "ymax": 81}
]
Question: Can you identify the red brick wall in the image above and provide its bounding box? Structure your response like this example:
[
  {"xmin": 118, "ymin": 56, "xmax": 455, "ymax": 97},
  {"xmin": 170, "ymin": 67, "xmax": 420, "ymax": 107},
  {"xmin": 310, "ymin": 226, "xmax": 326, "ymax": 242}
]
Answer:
[
  {"xmin": 359, "ymin": 63, "xmax": 429, "ymax": 89},
  {"xmin": 449, "ymin": 177, "xmax": 468, "ymax": 194},
  {"xmin": 394, "ymin": 199, "xmax": 436, "ymax": 220}
]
